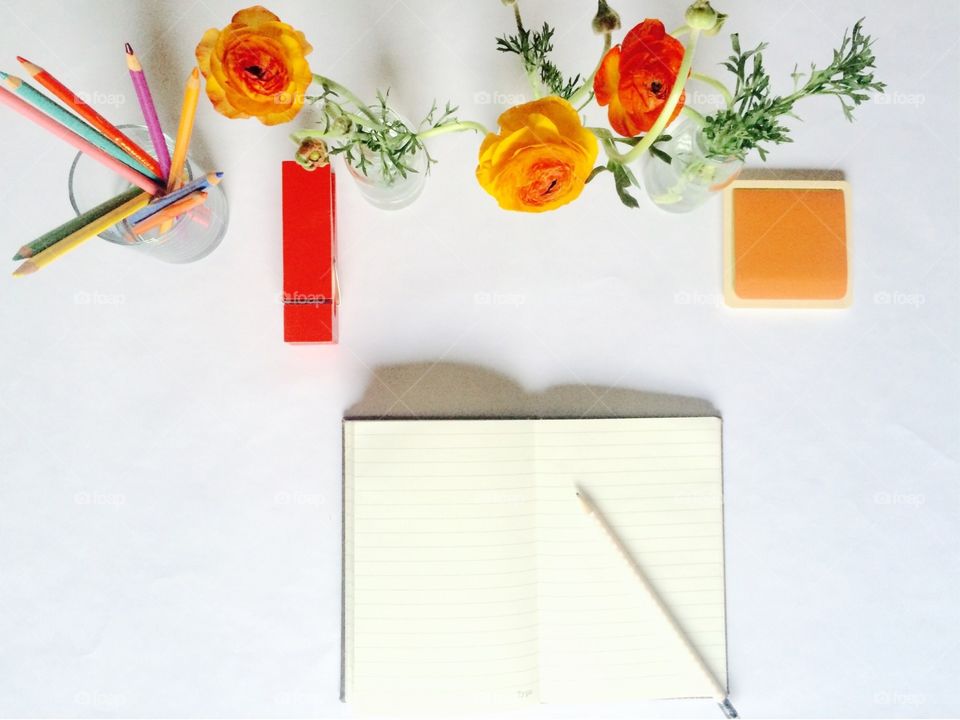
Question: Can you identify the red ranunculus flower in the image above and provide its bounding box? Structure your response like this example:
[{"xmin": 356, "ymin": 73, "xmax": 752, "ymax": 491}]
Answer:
[{"xmin": 594, "ymin": 19, "xmax": 686, "ymax": 137}]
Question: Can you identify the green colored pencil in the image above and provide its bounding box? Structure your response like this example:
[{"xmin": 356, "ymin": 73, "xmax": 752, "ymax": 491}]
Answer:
[
  {"xmin": 13, "ymin": 186, "xmax": 142, "ymax": 260},
  {"xmin": 0, "ymin": 71, "xmax": 161, "ymax": 182}
]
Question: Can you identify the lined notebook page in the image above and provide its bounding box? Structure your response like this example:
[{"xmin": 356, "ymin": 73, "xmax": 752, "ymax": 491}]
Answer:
[
  {"xmin": 344, "ymin": 420, "xmax": 540, "ymax": 709},
  {"xmin": 534, "ymin": 417, "xmax": 727, "ymax": 702}
]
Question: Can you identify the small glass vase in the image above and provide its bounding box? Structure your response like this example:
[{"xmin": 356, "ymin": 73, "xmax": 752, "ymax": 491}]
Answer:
[
  {"xmin": 68, "ymin": 125, "xmax": 228, "ymax": 263},
  {"xmin": 642, "ymin": 120, "xmax": 743, "ymax": 213},
  {"xmin": 343, "ymin": 108, "xmax": 427, "ymax": 211}
]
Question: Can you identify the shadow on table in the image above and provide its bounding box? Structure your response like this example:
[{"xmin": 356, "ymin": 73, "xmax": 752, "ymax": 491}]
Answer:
[{"xmin": 345, "ymin": 362, "xmax": 717, "ymax": 419}]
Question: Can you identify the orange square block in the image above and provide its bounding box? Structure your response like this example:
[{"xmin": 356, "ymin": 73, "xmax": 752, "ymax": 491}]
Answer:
[{"xmin": 723, "ymin": 180, "xmax": 851, "ymax": 308}]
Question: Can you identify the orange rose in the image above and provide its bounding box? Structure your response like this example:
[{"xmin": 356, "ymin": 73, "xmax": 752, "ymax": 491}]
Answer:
[
  {"xmin": 196, "ymin": 6, "xmax": 313, "ymax": 126},
  {"xmin": 476, "ymin": 97, "xmax": 598, "ymax": 213},
  {"xmin": 594, "ymin": 19, "xmax": 686, "ymax": 137}
]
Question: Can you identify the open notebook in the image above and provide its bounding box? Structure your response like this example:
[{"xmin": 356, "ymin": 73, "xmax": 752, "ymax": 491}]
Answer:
[{"xmin": 343, "ymin": 417, "xmax": 728, "ymax": 709}]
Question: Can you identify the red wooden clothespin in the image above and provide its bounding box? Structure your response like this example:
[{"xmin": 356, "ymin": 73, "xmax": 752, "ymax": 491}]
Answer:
[{"xmin": 282, "ymin": 161, "xmax": 338, "ymax": 343}]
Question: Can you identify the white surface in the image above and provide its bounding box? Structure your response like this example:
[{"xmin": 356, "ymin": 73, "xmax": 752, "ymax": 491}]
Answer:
[{"xmin": 0, "ymin": 1, "xmax": 957, "ymax": 717}]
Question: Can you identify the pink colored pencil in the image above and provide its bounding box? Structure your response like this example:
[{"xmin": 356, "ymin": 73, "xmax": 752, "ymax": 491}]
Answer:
[
  {"xmin": 125, "ymin": 42, "xmax": 171, "ymax": 180},
  {"xmin": 0, "ymin": 84, "xmax": 161, "ymax": 195}
]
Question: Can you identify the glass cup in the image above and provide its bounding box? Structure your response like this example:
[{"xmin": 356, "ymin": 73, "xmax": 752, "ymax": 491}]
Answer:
[
  {"xmin": 344, "ymin": 107, "xmax": 427, "ymax": 211},
  {"xmin": 642, "ymin": 120, "xmax": 743, "ymax": 214},
  {"xmin": 67, "ymin": 125, "xmax": 228, "ymax": 263}
]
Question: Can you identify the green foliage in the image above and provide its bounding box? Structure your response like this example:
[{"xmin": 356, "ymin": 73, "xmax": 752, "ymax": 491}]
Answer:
[
  {"xmin": 586, "ymin": 160, "xmax": 642, "ymax": 209},
  {"xmin": 308, "ymin": 88, "xmax": 462, "ymax": 184},
  {"xmin": 497, "ymin": 21, "xmax": 582, "ymax": 99},
  {"xmin": 588, "ymin": 130, "xmax": 674, "ymax": 208},
  {"xmin": 702, "ymin": 19, "xmax": 885, "ymax": 161}
]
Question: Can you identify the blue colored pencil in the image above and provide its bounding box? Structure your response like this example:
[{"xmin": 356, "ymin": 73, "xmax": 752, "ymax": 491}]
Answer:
[{"xmin": 127, "ymin": 171, "xmax": 223, "ymax": 224}]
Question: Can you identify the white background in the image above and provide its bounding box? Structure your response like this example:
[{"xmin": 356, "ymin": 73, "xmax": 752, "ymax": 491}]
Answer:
[{"xmin": 0, "ymin": 0, "xmax": 957, "ymax": 717}]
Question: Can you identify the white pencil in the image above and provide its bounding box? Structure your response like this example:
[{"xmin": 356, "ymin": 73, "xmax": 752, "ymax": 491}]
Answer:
[{"xmin": 575, "ymin": 486, "xmax": 738, "ymax": 719}]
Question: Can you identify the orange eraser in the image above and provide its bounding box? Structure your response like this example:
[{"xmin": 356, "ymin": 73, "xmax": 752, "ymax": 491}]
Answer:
[{"xmin": 723, "ymin": 179, "xmax": 851, "ymax": 308}]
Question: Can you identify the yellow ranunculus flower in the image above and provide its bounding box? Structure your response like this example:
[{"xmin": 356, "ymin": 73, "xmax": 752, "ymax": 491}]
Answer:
[
  {"xmin": 476, "ymin": 96, "xmax": 599, "ymax": 212},
  {"xmin": 196, "ymin": 6, "xmax": 313, "ymax": 126}
]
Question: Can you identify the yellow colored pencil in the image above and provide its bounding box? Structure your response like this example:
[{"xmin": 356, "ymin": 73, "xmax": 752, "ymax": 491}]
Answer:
[
  {"xmin": 161, "ymin": 67, "xmax": 200, "ymax": 233},
  {"xmin": 13, "ymin": 192, "xmax": 151, "ymax": 277},
  {"xmin": 166, "ymin": 67, "xmax": 200, "ymax": 195},
  {"xmin": 132, "ymin": 191, "xmax": 208, "ymax": 235}
]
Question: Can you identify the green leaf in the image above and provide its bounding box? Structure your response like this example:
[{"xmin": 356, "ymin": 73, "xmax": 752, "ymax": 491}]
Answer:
[
  {"xmin": 609, "ymin": 162, "xmax": 639, "ymax": 209},
  {"xmin": 586, "ymin": 166, "xmax": 609, "ymax": 184},
  {"xmin": 649, "ymin": 145, "xmax": 672, "ymax": 164}
]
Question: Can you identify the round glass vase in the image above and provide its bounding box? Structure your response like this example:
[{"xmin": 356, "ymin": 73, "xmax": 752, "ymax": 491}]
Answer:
[
  {"xmin": 343, "ymin": 108, "xmax": 428, "ymax": 211},
  {"xmin": 67, "ymin": 125, "xmax": 228, "ymax": 263},
  {"xmin": 642, "ymin": 120, "xmax": 743, "ymax": 213}
]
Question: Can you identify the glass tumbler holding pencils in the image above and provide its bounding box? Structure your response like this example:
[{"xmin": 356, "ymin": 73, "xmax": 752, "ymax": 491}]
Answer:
[{"xmin": 67, "ymin": 125, "xmax": 228, "ymax": 263}]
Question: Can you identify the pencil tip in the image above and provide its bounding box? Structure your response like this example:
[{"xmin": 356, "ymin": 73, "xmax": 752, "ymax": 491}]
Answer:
[
  {"xmin": 12, "ymin": 253, "xmax": 23, "ymax": 261},
  {"xmin": 0, "ymin": 71, "xmax": 6, "ymax": 81},
  {"xmin": 16, "ymin": 56, "xmax": 39, "ymax": 74},
  {"xmin": 124, "ymin": 42, "xmax": 134, "ymax": 54},
  {"xmin": 12, "ymin": 262, "xmax": 35, "ymax": 277}
]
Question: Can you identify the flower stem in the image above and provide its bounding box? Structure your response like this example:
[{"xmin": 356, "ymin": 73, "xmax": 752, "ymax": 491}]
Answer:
[
  {"xmin": 526, "ymin": 68, "xmax": 543, "ymax": 99},
  {"xmin": 312, "ymin": 73, "xmax": 380, "ymax": 124},
  {"xmin": 416, "ymin": 120, "xmax": 490, "ymax": 140},
  {"xmin": 681, "ymin": 105, "xmax": 706, "ymax": 126},
  {"xmin": 510, "ymin": 0, "xmax": 544, "ymax": 98},
  {"xmin": 620, "ymin": 28, "xmax": 701, "ymax": 165},
  {"xmin": 289, "ymin": 129, "xmax": 349, "ymax": 144},
  {"xmin": 691, "ymin": 72, "xmax": 733, "ymax": 106},
  {"xmin": 568, "ymin": 31, "xmax": 612, "ymax": 107}
]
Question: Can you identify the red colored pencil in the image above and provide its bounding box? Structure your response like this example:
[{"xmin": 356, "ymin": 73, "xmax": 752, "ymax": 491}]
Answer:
[{"xmin": 17, "ymin": 55, "xmax": 163, "ymax": 178}]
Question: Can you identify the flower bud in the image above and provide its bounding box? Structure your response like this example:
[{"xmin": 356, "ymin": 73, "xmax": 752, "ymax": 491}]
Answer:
[
  {"xmin": 295, "ymin": 138, "xmax": 329, "ymax": 171},
  {"xmin": 592, "ymin": 0, "xmax": 621, "ymax": 34},
  {"xmin": 704, "ymin": 11, "xmax": 727, "ymax": 36},
  {"xmin": 331, "ymin": 114, "xmax": 353, "ymax": 135},
  {"xmin": 685, "ymin": 0, "xmax": 721, "ymax": 31}
]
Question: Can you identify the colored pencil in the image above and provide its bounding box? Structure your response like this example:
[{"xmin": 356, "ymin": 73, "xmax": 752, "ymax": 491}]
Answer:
[
  {"xmin": 127, "ymin": 171, "xmax": 222, "ymax": 224},
  {"xmin": 13, "ymin": 186, "xmax": 143, "ymax": 260},
  {"xmin": 13, "ymin": 192, "xmax": 151, "ymax": 277},
  {"xmin": 575, "ymin": 487, "xmax": 739, "ymax": 719},
  {"xmin": 161, "ymin": 68, "xmax": 201, "ymax": 233},
  {"xmin": 131, "ymin": 191, "xmax": 208, "ymax": 235},
  {"xmin": 166, "ymin": 67, "xmax": 201, "ymax": 195},
  {"xmin": 16, "ymin": 55, "xmax": 163, "ymax": 179},
  {"xmin": 0, "ymin": 71, "xmax": 160, "ymax": 181},
  {"xmin": 124, "ymin": 43, "xmax": 171, "ymax": 180},
  {"xmin": 0, "ymin": 84, "xmax": 161, "ymax": 194}
]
